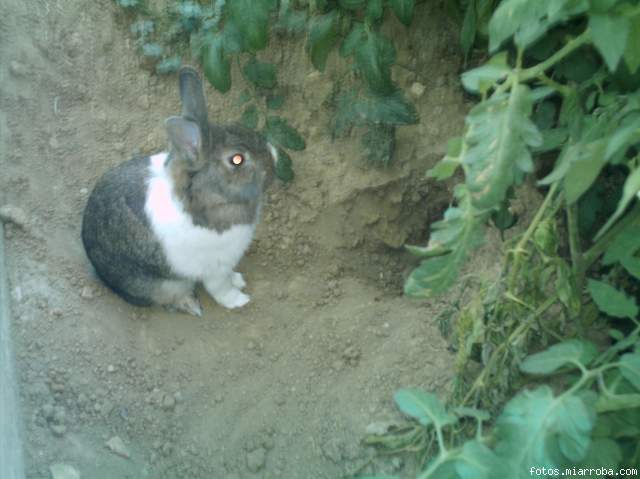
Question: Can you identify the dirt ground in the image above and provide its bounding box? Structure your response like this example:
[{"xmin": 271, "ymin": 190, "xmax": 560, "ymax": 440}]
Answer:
[{"xmin": 0, "ymin": 1, "xmax": 480, "ymax": 478}]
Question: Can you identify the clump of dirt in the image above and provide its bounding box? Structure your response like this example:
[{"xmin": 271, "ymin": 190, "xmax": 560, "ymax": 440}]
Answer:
[{"xmin": 0, "ymin": 1, "xmax": 484, "ymax": 478}]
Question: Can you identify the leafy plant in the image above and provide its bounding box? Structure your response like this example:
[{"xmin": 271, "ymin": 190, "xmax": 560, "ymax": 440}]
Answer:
[
  {"xmin": 114, "ymin": 0, "xmax": 422, "ymax": 176},
  {"xmin": 368, "ymin": 0, "xmax": 640, "ymax": 477}
]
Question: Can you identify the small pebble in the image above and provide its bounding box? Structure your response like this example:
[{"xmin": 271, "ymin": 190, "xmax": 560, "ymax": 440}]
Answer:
[
  {"xmin": 49, "ymin": 463, "xmax": 80, "ymax": 479},
  {"xmin": 161, "ymin": 442, "xmax": 172, "ymax": 457},
  {"xmin": 105, "ymin": 436, "xmax": 130, "ymax": 459},
  {"xmin": 161, "ymin": 394, "xmax": 176, "ymax": 411},
  {"xmin": 80, "ymin": 286, "xmax": 94, "ymax": 299},
  {"xmin": 246, "ymin": 447, "xmax": 266, "ymax": 473},
  {"xmin": 410, "ymin": 81, "xmax": 426, "ymax": 99},
  {"xmin": 9, "ymin": 60, "xmax": 27, "ymax": 77},
  {"xmin": 50, "ymin": 423, "xmax": 67, "ymax": 437},
  {"xmin": 0, "ymin": 204, "xmax": 29, "ymax": 228},
  {"xmin": 41, "ymin": 403, "xmax": 54, "ymax": 420}
]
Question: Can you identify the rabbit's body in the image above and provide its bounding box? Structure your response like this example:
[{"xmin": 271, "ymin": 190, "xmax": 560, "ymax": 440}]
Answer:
[{"xmin": 81, "ymin": 67, "xmax": 276, "ymax": 316}]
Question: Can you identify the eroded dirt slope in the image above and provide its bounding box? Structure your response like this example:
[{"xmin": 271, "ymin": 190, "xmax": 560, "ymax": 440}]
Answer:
[{"xmin": 0, "ymin": 1, "xmax": 471, "ymax": 477}]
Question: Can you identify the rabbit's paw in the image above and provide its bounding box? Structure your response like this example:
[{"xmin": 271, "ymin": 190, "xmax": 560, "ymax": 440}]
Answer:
[
  {"xmin": 168, "ymin": 294, "xmax": 203, "ymax": 317},
  {"xmin": 231, "ymin": 271, "xmax": 246, "ymax": 289},
  {"xmin": 214, "ymin": 288, "xmax": 250, "ymax": 309}
]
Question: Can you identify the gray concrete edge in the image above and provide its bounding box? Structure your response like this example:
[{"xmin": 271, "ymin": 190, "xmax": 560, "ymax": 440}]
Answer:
[{"xmin": 0, "ymin": 222, "xmax": 26, "ymax": 479}]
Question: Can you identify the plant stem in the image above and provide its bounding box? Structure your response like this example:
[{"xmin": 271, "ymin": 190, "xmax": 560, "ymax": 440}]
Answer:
[
  {"xmin": 461, "ymin": 295, "xmax": 557, "ymax": 406},
  {"xmin": 507, "ymin": 182, "xmax": 560, "ymax": 291},
  {"xmin": 566, "ymin": 203, "xmax": 584, "ymax": 290},
  {"xmin": 538, "ymin": 73, "xmax": 572, "ymax": 96},
  {"xmin": 520, "ymin": 29, "xmax": 592, "ymax": 82},
  {"xmin": 581, "ymin": 204, "xmax": 640, "ymax": 274}
]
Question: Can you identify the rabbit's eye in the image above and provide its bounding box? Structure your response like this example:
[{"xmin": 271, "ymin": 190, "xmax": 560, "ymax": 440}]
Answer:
[{"xmin": 230, "ymin": 153, "xmax": 245, "ymax": 167}]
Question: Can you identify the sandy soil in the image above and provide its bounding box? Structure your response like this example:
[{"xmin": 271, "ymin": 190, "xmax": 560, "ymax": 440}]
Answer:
[{"xmin": 0, "ymin": 1, "xmax": 478, "ymax": 477}]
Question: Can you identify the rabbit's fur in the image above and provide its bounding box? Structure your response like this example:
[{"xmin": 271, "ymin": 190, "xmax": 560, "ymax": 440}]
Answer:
[{"xmin": 81, "ymin": 67, "xmax": 277, "ymax": 316}]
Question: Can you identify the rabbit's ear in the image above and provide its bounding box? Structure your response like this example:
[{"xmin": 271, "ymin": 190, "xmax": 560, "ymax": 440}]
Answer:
[
  {"xmin": 166, "ymin": 117, "xmax": 202, "ymax": 167},
  {"xmin": 178, "ymin": 66, "xmax": 209, "ymax": 131}
]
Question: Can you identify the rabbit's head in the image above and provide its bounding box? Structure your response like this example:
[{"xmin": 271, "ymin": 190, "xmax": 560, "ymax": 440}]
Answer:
[{"xmin": 166, "ymin": 67, "xmax": 277, "ymax": 204}]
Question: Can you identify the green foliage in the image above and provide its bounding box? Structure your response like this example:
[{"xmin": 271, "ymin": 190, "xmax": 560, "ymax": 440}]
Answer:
[
  {"xmin": 389, "ymin": 0, "xmax": 415, "ymax": 27},
  {"xmin": 114, "ymin": 0, "xmax": 422, "ymax": 179},
  {"xmin": 378, "ymin": 0, "xmax": 640, "ymax": 477},
  {"xmin": 202, "ymin": 35, "xmax": 230, "ymax": 93},
  {"xmin": 307, "ymin": 11, "xmax": 339, "ymax": 72},
  {"xmin": 368, "ymin": 330, "xmax": 640, "ymax": 478}
]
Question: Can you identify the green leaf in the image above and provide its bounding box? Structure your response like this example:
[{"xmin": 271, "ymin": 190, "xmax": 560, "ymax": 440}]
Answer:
[
  {"xmin": 460, "ymin": 55, "xmax": 511, "ymax": 94},
  {"xmin": 362, "ymin": 124, "xmax": 395, "ymax": 167},
  {"xmin": 620, "ymin": 353, "xmax": 640, "ymax": 390},
  {"xmin": 240, "ymin": 105, "xmax": 259, "ymax": 129},
  {"xmin": 265, "ymin": 116, "xmax": 306, "ymax": 150},
  {"xmin": 243, "ymin": 58, "xmax": 277, "ymax": 89},
  {"xmin": 355, "ymin": 91, "xmax": 419, "ymax": 125},
  {"xmin": 563, "ymin": 140, "xmax": 607, "ymax": 204},
  {"xmin": 461, "ymin": 0, "xmax": 477, "ymax": 61},
  {"xmin": 455, "ymin": 440, "xmax": 502, "ymax": 479},
  {"xmin": 590, "ymin": 13, "xmax": 630, "ymax": 72},
  {"xmin": 354, "ymin": 30, "xmax": 396, "ymax": 95},
  {"xmin": 596, "ymin": 393, "xmax": 640, "ymax": 412},
  {"xmin": 579, "ymin": 438, "xmax": 622, "ymax": 469},
  {"xmin": 555, "ymin": 260, "xmax": 580, "ymax": 316},
  {"xmin": 491, "ymin": 200, "xmax": 518, "ymax": 233},
  {"xmin": 533, "ymin": 101, "xmax": 557, "ymax": 131},
  {"xmin": 405, "ymin": 192, "xmax": 488, "ymax": 297},
  {"xmin": 307, "ymin": 11, "xmax": 338, "ymax": 72},
  {"xmin": 624, "ymin": 15, "xmax": 640, "ymax": 73},
  {"xmin": 275, "ymin": 147, "xmax": 294, "ymax": 182},
  {"xmin": 130, "ymin": 19, "xmax": 154, "ymax": 36},
  {"xmin": 394, "ymin": 389, "xmax": 456, "ymax": 428},
  {"xmin": 332, "ymin": 90, "xmax": 418, "ymax": 137},
  {"xmin": 203, "ymin": 35, "xmax": 231, "ymax": 93},
  {"xmin": 340, "ymin": 23, "xmax": 366, "ymax": 58},
  {"xmin": 365, "ymin": 0, "xmax": 384, "ymax": 22},
  {"xmin": 117, "ymin": 0, "xmax": 139, "ymax": 7},
  {"xmin": 520, "ymin": 340, "xmax": 598, "ymax": 375},
  {"xmin": 594, "ymin": 409, "xmax": 640, "ymax": 438},
  {"xmin": 489, "ymin": 0, "xmax": 583, "ymax": 52},
  {"xmin": 621, "ymin": 256, "xmax": 640, "ymax": 280},
  {"xmin": 603, "ymin": 215, "xmax": 640, "ymax": 265},
  {"xmin": 338, "ymin": 0, "xmax": 365, "ymax": 10},
  {"xmin": 605, "ymin": 113, "xmax": 640, "ymax": 161},
  {"xmin": 427, "ymin": 157, "xmax": 461, "ymax": 181},
  {"xmin": 266, "ymin": 95, "xmax": 285, "ymax": 110},
  {"xmin": 142, "ymin": 42, "xmax": 163, "ymax": 58},
  {"xmin": 155, "ymin": 56, "xmax": 182, "ymax": 74},
  {"xmin": 389, "ymin": 0, "xmax": 415, "ymax": 26},
  {"xmin": 227, "ymin": 0, "xmax": 271, "ymax": 51},
  {"xmin": 463, "ymin": 84, "xmax": 541, "ymax": 210},
  {"xmin": 495, "ymin": 386, "xmax": 596, "ymax": 469},
  {"xmin": 587, "ymin": 279, "xmax": 639, "ymax": 319},
  {"xmin": 237, "ymin": 91, "xmax": 251, "ymax": 105},
  {"xmin": 596, "ymin": 167, "xmax": 640, "ymax": 238},
  {"xmin": 276, "ymin": 4, "xmax": 308, "ymax": 34}
]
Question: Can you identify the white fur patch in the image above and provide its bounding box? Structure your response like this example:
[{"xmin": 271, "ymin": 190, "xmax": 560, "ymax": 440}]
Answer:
[{"xmin": 145, "ymin": 152, "xmax": 256, "ymax": 281}]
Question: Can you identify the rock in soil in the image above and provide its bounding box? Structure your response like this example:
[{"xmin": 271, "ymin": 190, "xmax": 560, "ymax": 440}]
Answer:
[
  {"xmin": 0, "ymin": 204, "xmax": 29, "ymax": 228},
  {"xmin": 49, "ymin": 463, "xmax": 80, "ymax": 479},
  {"xmin": 105, "ymin": 436, "xmax": 130, "ymax": 459},
  {"xmin": 246, "ymin": 447, "xmax": 267, "ymax": 473}
]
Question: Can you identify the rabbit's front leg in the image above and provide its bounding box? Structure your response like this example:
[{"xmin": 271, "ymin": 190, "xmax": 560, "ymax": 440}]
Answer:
[
  {"xmin": 231, "ymin": 271, "xmax": 246, "ymax": 289},
  {"xmin": 204, "ymin": 272, "xmax": 250, "ymax": 309}
]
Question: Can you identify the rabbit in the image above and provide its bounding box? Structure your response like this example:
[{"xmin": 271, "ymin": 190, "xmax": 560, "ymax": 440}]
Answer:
[{"xmin": 81, "ymin": 66, "xmax": 278, "ymax": 317}]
